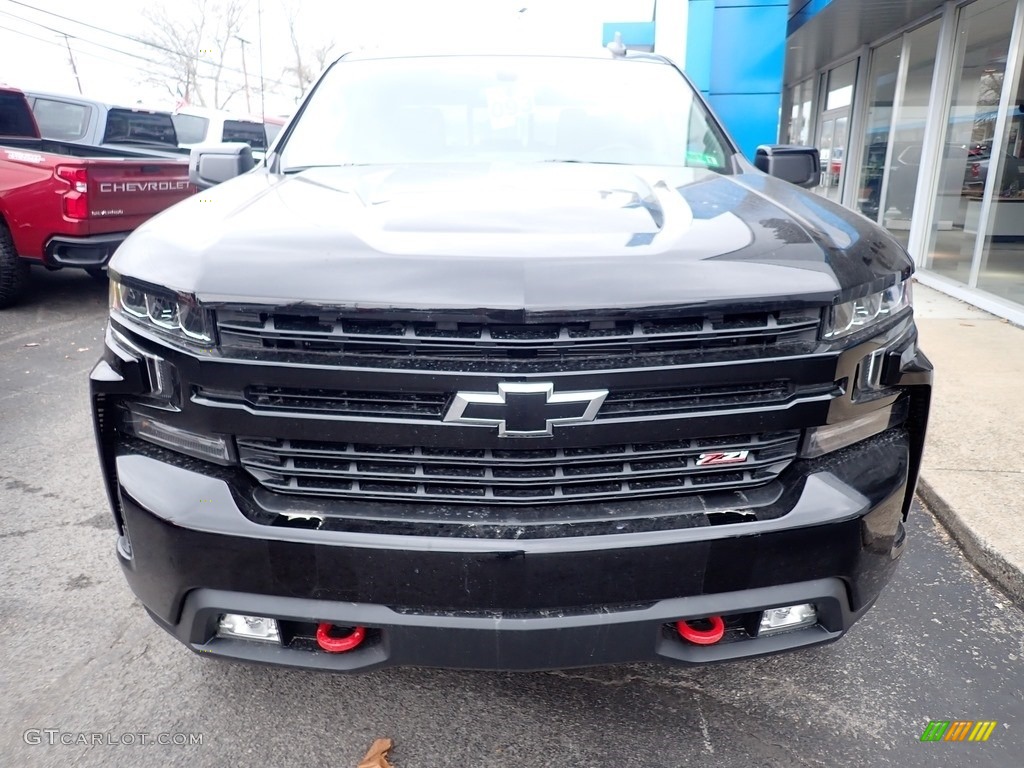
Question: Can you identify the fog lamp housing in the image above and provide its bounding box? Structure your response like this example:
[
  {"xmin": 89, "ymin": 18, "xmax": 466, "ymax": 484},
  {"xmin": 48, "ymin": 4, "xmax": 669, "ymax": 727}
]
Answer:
[
  {"xmin": 758, "ymin": 603, "xmax": 818, "ymax": 636},
  {"xmin": 216, "ymin": 614, "xmax": 281, "ymax": 644}
]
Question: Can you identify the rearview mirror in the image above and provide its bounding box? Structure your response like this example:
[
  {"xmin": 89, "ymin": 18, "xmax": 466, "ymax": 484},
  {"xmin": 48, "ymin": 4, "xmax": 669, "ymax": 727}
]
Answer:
[
  {"xmin": 755, "ymin": 145, "xmax": 820, "ymax": 189},
  {"xmin": 189, "ymin": 143, "xmax": 255, "ymax": 190}
]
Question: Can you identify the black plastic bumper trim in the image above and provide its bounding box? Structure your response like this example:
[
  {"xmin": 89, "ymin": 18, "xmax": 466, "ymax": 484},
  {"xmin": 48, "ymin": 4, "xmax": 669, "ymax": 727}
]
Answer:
[
  {"xmin": 156, "ymin": 578, "xmax": 865, "ymax": 672},
  {"xmin": 45, "ymin": 232, "xmax": 128, "ymax": 267}
]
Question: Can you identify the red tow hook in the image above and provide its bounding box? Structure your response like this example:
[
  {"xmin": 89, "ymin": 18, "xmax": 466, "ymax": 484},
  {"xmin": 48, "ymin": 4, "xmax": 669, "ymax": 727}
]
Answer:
[
  {"xmin": 316, "ymin": 623, "xmax": 366, "ymax": 653},
  {"xmin": 676, "ymin": 616, "xmax": 725, "ymax": 645}
]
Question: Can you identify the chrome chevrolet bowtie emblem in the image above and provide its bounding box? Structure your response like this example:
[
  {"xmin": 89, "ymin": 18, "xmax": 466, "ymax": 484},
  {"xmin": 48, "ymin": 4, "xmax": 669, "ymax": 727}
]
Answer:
[{"xmin": 444, "ymin": 382, "xmax": 608, "ymax": 437}]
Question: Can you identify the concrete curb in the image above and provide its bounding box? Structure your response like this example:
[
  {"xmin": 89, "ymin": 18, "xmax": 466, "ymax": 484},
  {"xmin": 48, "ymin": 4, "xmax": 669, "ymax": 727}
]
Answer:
[{"xmin": 917, "ymin": 477, "xmax": 1024, "ymax": 605}]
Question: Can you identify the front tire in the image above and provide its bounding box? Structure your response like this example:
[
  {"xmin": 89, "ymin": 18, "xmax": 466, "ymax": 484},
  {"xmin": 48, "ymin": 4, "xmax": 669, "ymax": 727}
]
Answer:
[{"xmin": 0, "ymin": 222, "xmax": 29, "ymax": 309}]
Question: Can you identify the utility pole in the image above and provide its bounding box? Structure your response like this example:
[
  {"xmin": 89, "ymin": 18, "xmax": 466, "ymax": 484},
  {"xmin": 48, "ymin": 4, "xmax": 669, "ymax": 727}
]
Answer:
[
  {"xmin": 257, "ymin": 0, "xmax": 266, "ymax": 120},
  {"xmin": 62, "ymin": 34, "xmax": 83, "ymax": 95},
  {"xmin": 236, "ymin": 35, "xmax": 252, "ymax": 113}
]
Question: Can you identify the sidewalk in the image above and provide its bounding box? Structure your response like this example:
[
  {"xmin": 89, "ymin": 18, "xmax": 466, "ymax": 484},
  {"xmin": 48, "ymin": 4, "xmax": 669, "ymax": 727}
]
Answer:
[{"xmin": 913, "ymin": 283, "xmax": 1024, "ymax": 601}]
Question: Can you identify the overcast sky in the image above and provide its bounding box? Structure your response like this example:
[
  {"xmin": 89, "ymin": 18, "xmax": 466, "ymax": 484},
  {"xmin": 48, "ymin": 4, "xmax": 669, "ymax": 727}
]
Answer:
[{"xmin": 0, "ymin": 0, "xmax": 655, "ymax": 116}]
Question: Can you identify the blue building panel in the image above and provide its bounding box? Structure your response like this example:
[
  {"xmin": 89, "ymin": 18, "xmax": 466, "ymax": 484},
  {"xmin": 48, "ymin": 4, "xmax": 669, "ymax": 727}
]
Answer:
[
  {"xmin": 787, "ymin": 0, "xmax": 835, "ymax": 35},
  {"xmin": 606, "ymin": 1, "xmax": 789, "ymax": 160},
  {"xmin": 677, "ymin": 1, "xmax": 788, "ymax": 159},
  {"xmin": 708, "ymin": 93, "xmax": 785, "ymax": 160},
  {"xmin": 709, "ymin": 4, "xmax": 788, "ymax": 96},
  {"xmin": 602, "ymin": 22, "xmax": 656, "ymax": 48},
  {"xmin": 684, "ymin": 0, "xmax": 715, "ymax": 93}
]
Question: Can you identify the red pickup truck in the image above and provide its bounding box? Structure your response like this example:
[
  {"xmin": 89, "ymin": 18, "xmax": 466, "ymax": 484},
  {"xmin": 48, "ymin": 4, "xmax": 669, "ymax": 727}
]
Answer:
[{"xmin": 0, "ymin": 86, "xmax": 194, "ymax": 307}]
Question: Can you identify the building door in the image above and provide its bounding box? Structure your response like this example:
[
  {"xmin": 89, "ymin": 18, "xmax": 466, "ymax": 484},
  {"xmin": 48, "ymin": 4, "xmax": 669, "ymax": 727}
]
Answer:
[
  {"xmin": 815, "ymin": 58, "xmax": 858, "ymax": 204},
  {"xmin": 817, "ymin": 109, "xmax": 849, "ymax": 202}
]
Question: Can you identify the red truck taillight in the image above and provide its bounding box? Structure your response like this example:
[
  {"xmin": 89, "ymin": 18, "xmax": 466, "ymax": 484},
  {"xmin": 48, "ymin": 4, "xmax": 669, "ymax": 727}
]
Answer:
[{"xmin": 55, "ymin": 165, "xmax": 89, "ymax": 219}]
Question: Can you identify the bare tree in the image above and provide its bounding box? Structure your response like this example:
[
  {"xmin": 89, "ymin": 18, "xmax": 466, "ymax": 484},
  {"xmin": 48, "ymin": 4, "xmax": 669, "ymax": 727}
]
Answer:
[
  {"xmin": 142, "ymin": 0, "xmax": 250, "ymax": 109},
  {"xmin": 209, "ymin": 0, "xmax": 249, "ymax": 108},
  {"xmin": 141, "ymin": 1, "xmax": 205, "ymax": 104},
  {"xmin": 977, "ymin": 71, "xmax": 1004, "ymax": 107},
  {"xmin": 282, "ymin": 0, "xmax": 334, "ymax": 99}
]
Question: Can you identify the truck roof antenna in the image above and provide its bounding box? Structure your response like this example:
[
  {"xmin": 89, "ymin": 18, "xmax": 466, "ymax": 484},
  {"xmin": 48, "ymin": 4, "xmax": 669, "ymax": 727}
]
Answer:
[{"xmin": 606, "ymin": 31, "xmax": 627, "ymax": 58}]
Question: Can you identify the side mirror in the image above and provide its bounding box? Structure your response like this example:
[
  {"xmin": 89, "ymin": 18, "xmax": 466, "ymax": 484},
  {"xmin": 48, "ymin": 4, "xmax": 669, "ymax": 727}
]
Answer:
[
  {"xmin": 755, "ymin": 145, "xmax": 820, "ymax": 189},
  {"xmin": 189, "ymin": 143, "xmax": 255, "ymax": 189}
]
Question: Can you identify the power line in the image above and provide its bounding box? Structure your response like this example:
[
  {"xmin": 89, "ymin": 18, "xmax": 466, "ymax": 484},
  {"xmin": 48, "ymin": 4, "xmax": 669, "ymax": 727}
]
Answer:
[
  {"xmin": 6, "ymin": 0, "xmax": 292, "ymax": 89},
  {"xmin": 0, "ymin": 9, "xmax": 184, "ymax": 71},
  {"xmin": 0, "ymin": 19, "xmax": 257, "ymax": 105},
  {"xmin": 0, "ymin": 10, "xmax": 270, "ymax": 101},
  {"xmin": 0, "ymin": 22, "xmax": 177, "ymax": 84}
]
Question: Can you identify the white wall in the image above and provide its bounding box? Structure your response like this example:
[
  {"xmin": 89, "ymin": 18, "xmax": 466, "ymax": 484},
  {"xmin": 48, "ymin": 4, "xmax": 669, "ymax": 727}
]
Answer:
[{"xmin": 653, "ymin": 0, "xmax": 688, "ymax": 65}]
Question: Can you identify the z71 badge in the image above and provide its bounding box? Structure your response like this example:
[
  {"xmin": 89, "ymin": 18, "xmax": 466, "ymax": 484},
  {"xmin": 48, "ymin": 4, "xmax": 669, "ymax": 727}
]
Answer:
[{"xmin": 696, "ymin": 450, "xmax": 750, "ymax": 467}]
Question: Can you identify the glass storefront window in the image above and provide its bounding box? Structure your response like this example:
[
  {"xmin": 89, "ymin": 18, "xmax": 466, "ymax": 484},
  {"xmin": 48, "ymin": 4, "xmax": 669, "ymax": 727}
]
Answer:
[
  {"xmin": 826, "ymin": 60, "xmax": 857, "ymax": 110},
  {"xmin": 876, "ymin": 20, "xmax": 942, "ymax": 247},
  {"xmin": 976, "ymin": 43, "xmax": 1024, "ymax": 301},
  {"xmin": 855, "ymin": 37, "xmax": 903, "ymax": 224},
  {"xmin": 783, "ymin": 79, "xmax": 814, "ymax": 145},
  {"xmin": 785, "ymin": 0, "xmax": 1024, "ymax": 320},
  {"xmin": 924, "ymin": 0, "xmax": 1018, "ymax": 284}
]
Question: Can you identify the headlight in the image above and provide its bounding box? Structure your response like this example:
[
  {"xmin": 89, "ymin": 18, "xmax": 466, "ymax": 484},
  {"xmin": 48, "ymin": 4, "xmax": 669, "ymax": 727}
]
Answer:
[
  {"xmin": 110, "ymin": 278, "xmax": 215, "ymax": 346},
  {"xmin": 822, "ymin": 279, "xmax": 912, "ymax": 341}
]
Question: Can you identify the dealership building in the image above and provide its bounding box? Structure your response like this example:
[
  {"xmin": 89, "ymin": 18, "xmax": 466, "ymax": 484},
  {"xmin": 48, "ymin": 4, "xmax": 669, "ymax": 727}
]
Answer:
[{"xmin": 607, "ymin": 0, "xmax": 1024, "ymax": 324}]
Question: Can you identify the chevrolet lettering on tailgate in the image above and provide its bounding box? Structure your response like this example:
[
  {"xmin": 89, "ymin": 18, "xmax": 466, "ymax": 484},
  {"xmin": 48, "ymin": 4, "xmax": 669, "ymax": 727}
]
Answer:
[{"xmin": 99, "ymin": 181, "xmax": 193, "ymax": 193}]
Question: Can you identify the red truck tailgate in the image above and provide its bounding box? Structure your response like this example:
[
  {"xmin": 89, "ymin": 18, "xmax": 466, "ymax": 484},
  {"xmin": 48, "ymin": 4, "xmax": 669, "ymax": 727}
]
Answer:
[{"xmin": 87, "ymin": 160, "xmax": 193, "ymax": 225}]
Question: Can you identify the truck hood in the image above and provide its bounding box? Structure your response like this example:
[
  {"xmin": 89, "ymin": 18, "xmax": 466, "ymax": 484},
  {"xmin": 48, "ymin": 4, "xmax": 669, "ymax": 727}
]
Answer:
[{"xmin": 112, "ymin": 163, "xmax": 912, "ymax": 311}]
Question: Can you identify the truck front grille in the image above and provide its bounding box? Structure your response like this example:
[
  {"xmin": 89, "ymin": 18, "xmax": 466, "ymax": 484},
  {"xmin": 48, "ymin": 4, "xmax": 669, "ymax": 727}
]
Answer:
[
  {"xmin": 215, "ymin": 308, "xmax": 822, "ymax": 370},
  {"xmin": 209, "ymin": 379, "xmax": 827, "ymax": 421},
  {"xmin": 236, "ymin": 431, "xmax": 801, "ymax": 505}
]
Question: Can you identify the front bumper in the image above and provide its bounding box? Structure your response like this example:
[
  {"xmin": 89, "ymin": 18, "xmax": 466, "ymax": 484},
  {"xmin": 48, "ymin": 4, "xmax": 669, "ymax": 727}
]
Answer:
[
  {"xmin": 108, "ymin": 432, "xmax": 910, "ymax": 671},
  {"xmin": 90, "ymin": 312, "xmax": 932, "ymax": 671}
]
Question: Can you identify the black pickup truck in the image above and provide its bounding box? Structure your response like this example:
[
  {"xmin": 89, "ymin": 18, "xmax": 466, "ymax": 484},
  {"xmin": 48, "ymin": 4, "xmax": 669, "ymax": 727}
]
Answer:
[{"xmin": 90, "ymin": 47, "xmax": 932, "ymax": 672}]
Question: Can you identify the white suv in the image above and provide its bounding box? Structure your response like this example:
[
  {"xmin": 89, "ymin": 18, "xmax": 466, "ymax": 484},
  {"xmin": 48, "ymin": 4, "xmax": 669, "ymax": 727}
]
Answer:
[{"xmin": 171, "ymin": 106, "xmax": 270, "ymax": 161}]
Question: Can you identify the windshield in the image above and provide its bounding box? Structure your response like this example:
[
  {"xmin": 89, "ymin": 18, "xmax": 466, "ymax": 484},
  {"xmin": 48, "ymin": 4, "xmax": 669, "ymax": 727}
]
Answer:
[{"xmin": 280, "ymin": 55, "xmax": 733, "ymax": 172}]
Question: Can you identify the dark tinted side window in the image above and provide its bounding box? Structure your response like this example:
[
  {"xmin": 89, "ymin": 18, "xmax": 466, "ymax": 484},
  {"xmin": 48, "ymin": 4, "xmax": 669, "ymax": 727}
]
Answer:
[
  {"xmin": 32, "ymin": 98, "xmax": 91, "ymax": 141},
  {"xmin": 223, "ymin": 120, "xmax": 267, "ymax": 149},
  {"xmin": 104, "ymin": 109, "xmax": 178, "ymax": 146},
  {"xmin": 0, "ymin": 92, "xmax": 39, "ymax": 137},
  {"xmin": 171, "ymin": 114, "xmax": 210, "ymax": 144}
]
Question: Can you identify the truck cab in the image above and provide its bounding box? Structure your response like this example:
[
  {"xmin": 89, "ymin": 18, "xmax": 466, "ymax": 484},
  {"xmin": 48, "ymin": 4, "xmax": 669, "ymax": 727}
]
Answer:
[{"xmin": 25, "ymin": 90, "xmax": 186, "ymax": 159}]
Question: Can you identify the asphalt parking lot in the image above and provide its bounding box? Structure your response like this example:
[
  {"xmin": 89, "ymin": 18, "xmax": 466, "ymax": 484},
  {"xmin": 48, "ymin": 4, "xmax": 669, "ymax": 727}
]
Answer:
[{"xmin": 2, "ymin": 269, "xmax": 1023, "ymax": 768}]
